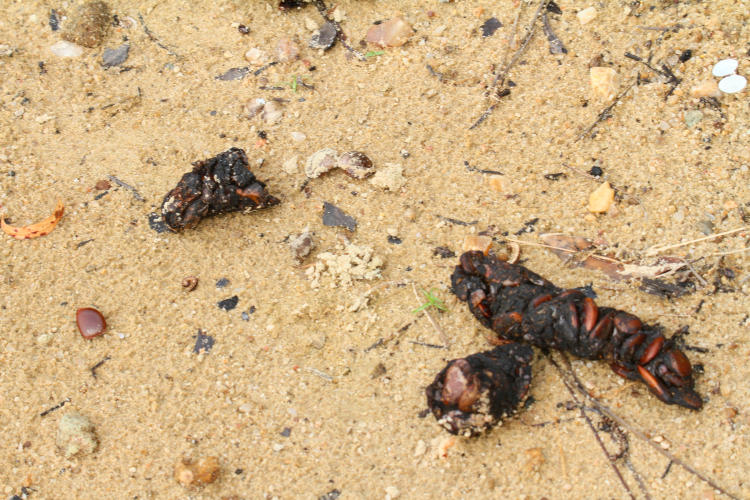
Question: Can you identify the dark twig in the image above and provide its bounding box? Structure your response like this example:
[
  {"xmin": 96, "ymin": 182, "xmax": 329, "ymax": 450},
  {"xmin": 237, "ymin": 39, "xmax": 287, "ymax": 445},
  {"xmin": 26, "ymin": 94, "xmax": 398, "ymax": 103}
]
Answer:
[
  {"xmin": 108, "ymin": 175, "xmax": 145, "ymax": 202},
  {"xmin": 435, "ymin": 215, "xmax": 478, "ymax": 226},
  {"xmin": 546, "ymin": 353, "xmax": 636, "ymax": 500},
  {"xmin": 553, "ymin": 354, "xmax": 741, "ymax": 500},
  {"xmin": 624, "ymin": 456, "xmax": 652, "ymax": 500},
  {"xmin": 409, "ymin": 340, "xmax": 446, "ymax": 349},
  {"xmin": 541, "ymin": 12, "xmax": 567, "ymax": 54},
  {"xmin": 40, "ymin": 398, "xmax": 71, "ymax": 417},
  {"xmin": 575, "ymin": 81, "xmax": 636, "ymax": 141},
  {"xmin": 138, "ymin": 13, "xmax": 179, "ymax": 57},
  {"xmin": 90, "ymin": 355, "xmax": 111, "ymax": 378},
  {"xmin": 311, "ymin": 0, "xmax": 366, "ymax": 61},
  {"xmin": 661, "ymin": 460, "xmax": 673, "ymax": 479},
  {"xmin": 470, "ymin": 0, "xmax": 550, "ymax": 129}
]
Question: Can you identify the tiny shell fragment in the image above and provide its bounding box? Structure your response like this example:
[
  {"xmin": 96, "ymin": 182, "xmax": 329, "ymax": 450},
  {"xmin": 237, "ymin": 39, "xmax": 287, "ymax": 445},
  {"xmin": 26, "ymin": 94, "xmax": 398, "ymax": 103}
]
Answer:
[
  {"xmin": 305, "ymin": 148, "xmax": 339, "ymax": 178},
  {"xmin": 337, "ymin": 151, "xmax": 374, "ymax": 179},
  {"xmin": 462, "ymin": 235, "xmax": 493, "ymax": 255},
  {"xmin": 712, "ymin": 58, "xmax": 738, "ymax": 78},
  {"xmin": 577, "ymin": 7, "xmax": 597, "ymax": 25},
  {"xmin": 1, "ymin": 199, "xmax": 64, "ymax": 240},
  {"xmin": 590, "ymin": 67, "xmax": 618, "ymax": 100},
  {"xmin": 588, "ymin": 181, "xmax": 615, "ymax": 213},
  {"xmin": 366, "ymin": 17, "xmax": 414, "ymax": 47},
  {"xmin": 175, "ymin": 456, "xmax": 220, "ymax": 487},
  {"xmin": 718, "ymin": 74, "xmax": 746, "ymax": 94},
  {"xmin": 76, "ymin": 307, "xmax": 107, "ymax": 339}
]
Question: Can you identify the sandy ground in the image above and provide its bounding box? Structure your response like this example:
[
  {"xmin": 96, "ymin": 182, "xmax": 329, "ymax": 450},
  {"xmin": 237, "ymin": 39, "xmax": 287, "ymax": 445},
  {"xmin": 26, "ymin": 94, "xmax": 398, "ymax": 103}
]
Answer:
[{"xmin": 1, "ymin": 0, "xmax": 749, "ymax": 499}]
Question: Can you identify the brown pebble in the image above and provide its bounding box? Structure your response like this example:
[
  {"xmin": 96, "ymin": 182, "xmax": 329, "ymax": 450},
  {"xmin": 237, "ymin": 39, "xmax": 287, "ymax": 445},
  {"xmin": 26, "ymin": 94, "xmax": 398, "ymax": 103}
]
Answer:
[
  {"xmin": 587, "ymin": 181, "xmax": 615, "ymax": 213},
  {"xmin": 61, "ymin": 1, "xmax": 111, "ymax": 48},
  {"xmin": 175, "ymin": 456, "xmax": 220, "ymax": 487},
  {"xmin": 94, "ymin": 179, "xmax": 111, "ymax": 190},
  {"xmin": 76, "ymin": 307, "xmax": 106, "ymax": 339},
  {"xmin": 590, "ymin": 67, "xmax": 618, "ymax": 101},
  {"xmin": 181, "ymin": 276, "xmax": 199, "ymax": 291},
  {"xmin": 366, "ymin": 17, "xmax": 414, "ymax": 47},
  {"xmin": 276, "ymin": 37, "xmax": 300, "ymax": 62},
  {"xmin": 462, "ymin": 235, "xmax": 493, "ymax": 255}
]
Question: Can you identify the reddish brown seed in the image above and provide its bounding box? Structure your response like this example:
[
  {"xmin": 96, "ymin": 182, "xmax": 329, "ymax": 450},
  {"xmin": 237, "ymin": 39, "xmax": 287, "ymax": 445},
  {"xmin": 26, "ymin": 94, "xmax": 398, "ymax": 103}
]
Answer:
[
  {"xmin": 76, "ymin": 307, "xmax": 106, "ymax": 339},
  {"xmin": 611, "ymin": 363, "xmax": 635, "ymax": 379},
  {"xmin": 613, "ymin": 312, "xmax": 642, "ymax": 335},
  {"xmin": 588, "ymin": 313, "xmax": 613, "ymax": 341},
  {"xmin": 621, "ymin": 333, "xmax": 647, "ymax": 357},
  {"xmin": 531, "ymin": 294, "xmax": 552, "ymax": 308},
  {"xmin": 569, "ymin": 302, "xmax": 579, "ymax": 329},
  {"xmin": 637, "ymin": 365, "xmax": 666, "ymax": 398},
  {"xmin": 639, "ymin": 336, "xmax": 665, "ymax": 365},
  {"xmin": 666, "ymin": 350, "xmax": 692, "ymax": 377},
  {"xmin": 181, "ymin": 276, "xmax": 198, "ymax": 291},
  {"xmin": 582, "ymin": 297, "xmax": 598, "ymax": 332}
]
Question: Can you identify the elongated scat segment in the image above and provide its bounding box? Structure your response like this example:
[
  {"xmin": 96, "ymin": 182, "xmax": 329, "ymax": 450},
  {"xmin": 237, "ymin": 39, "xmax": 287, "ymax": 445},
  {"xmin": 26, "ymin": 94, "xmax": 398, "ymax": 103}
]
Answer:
[
  {"xmin": 426, "ymin": 343, "xmax": 533, "ymax": 436},
  {"xmin": 161, "ymin": 148, "xmax": 280, "ymax": 231},
  {"xmin": 451, "ymin": 251, "xmax": 703, "ymax": 410}
]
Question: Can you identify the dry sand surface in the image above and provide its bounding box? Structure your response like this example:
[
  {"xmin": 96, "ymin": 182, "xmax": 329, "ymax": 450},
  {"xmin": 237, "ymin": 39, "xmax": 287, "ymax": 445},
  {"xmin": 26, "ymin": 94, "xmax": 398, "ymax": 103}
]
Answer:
[{"xmin": 1, "ymin": 0, "xmax": 749, "ymax": 499}]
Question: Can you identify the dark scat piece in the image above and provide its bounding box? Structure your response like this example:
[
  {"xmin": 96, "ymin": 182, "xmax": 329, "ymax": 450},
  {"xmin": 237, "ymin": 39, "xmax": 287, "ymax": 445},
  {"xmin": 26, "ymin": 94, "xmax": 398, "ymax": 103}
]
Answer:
[
  {"xmin": 480, "ymin": 17, "xmax": 502, "ymax": 38},
  {"xmin": 193, "ymin": 330, "xmax": 215, "ymax": 354},
  {"xmin": 217, "ymin": 295, "xmax": 239, "ymax": 311},
  {"xmin": 451, "ymin": 251, "xmax": 703, "ymax": 410},
  {"xmin": 426, "ymin": 343, "xmax": 533, "ymax": 436},
  {"xmin": 309, "ymin": 21, "xmax": 337, "ymax": 50},
  {"xmin": 161, "ymin": 148, "xmax": 280, "ymax": 232}
]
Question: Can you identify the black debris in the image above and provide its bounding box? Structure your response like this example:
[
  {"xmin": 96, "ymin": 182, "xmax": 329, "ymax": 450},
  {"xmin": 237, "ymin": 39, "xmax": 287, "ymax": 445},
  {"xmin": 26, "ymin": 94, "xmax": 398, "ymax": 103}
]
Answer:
[
  {"xmin": 547, "ymin": 1, "xmax": 563, "ymax": 14},
  {"xmin": 322, "ymin": 202, "xmax": 357, "ymax": 231},
  {"xmin": 280, "ymin": 427, "xmax": 292, "ymax": 437},
  {"xmin": 589, "ymin": 166, "xmax": 603, "ymax": 177},
  {"xmin": 433, "ymin": 246, "xmax": 456, "ymax": 259},
  {"xmin": 481, "ymin": 17, "xmax": 502, "ymax": 38},
  {"xmin": 309, "ymin": 21, "xmax": 337, "ymax": 50},
  {"xmin": 279, "ymin": 0, "xmax": 306, "ymax": 9},
  {"xmin": 49, "ymin": 9, "xmax": 60, "ymax": 31},
  {"xmin": 387, "ymin": 235, "xmax": 402, "ymax": 244},
  {"xmin": 215, "ymin": 278, "xmax": 230, "ymax": 288},
  {"xmin": 514, "ymin": 217, "xmax": 539, "ymax": 235},
  {"xmin": 40, "ymin": 398, "xmax": 71, "ymax": 417},
  {"xmin": 238, "ymin": 24, "xmax": 250, "ymax": 35},
  {"xmin": 147, "ymin": 212, "xmax": 168, "ymax": 233},
  {"xmin": 101, "ymin": 44, "xmax": 130, "ymax": 67},
  {"xmin": 217, "ymin": 296, "xmax": 239, "ymax": 311},
  {"xmin": 544, "ymin": 172, "xmax": 567, "ymax": 181},
  {"xmin": 193, "ymin": 330, "xmax": 215, "ymax": 354},
  {"xmin": 639, "ymin": 277, "xmax": 695, "ymax": 298},
  {"xmin": 679, "ymin": 49, "xmax": 692, "ymax": 62},
  {"xmin": 318, "ymin": 490, "xmax": 341, "ymax": 500},
  {"xmin": 216, "ymin": 67, "xmax": 250, "ymax": 81},
  {"xmin": 436, "ymin": 215, "xmax": 478, "ymax": 226}
]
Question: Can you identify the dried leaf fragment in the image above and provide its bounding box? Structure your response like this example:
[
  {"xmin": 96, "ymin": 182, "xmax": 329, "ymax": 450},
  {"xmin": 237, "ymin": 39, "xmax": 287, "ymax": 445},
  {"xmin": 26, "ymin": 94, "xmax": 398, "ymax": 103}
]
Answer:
[{"xmin": 2, "ymin": 199, "xmax": 64, "ymax": 240}]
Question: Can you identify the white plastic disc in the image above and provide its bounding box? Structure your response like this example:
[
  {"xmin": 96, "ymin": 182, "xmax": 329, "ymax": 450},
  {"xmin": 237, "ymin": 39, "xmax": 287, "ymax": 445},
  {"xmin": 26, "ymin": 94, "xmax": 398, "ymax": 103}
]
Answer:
[
  {"xmin": 718, "ymin": 74, "xmax": 747, "ymax": 94},
  {"xmin": 712, "ymin": 58, "xmax": 738, "ymax": 77}
]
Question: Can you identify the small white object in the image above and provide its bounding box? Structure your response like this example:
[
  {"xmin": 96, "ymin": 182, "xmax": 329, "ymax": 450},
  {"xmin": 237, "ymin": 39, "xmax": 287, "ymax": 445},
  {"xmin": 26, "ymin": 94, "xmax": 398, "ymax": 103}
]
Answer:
[
  {"xmin": 50, "ymin": 40, "xmax": 83, "ymax": 58},
  {"xmin": 718, "ymin": 74, "xmax": 747, "ymax": 94},
  {"xmin": 290, "ymin": 131, "xmax": 306, "ymax": 142},
  {"xmin": 712, "ymin": 58, "xmax": 738, "ymax": 77},
  {"xmin": 577, "ymin": 7, "xmax": 597, "ymax": 25}
]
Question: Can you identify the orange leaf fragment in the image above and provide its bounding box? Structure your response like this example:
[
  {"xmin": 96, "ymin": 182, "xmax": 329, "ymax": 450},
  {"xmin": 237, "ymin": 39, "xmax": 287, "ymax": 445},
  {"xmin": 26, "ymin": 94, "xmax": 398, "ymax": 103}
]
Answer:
[{"xmin": 1, "ymin": 199, "xmax": 65, "ymax": 240}]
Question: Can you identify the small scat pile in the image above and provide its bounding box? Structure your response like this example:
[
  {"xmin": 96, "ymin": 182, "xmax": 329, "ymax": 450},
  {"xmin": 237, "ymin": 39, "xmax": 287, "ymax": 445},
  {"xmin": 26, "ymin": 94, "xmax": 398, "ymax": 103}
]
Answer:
[{"xmin": 307, "ymin": 243, "xmax": 383, "ymax": 288}]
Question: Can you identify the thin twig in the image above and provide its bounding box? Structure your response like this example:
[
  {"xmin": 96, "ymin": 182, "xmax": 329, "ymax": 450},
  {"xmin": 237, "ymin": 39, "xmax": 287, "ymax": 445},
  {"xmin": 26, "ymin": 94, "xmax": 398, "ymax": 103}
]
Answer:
[
  {"xmin": 645, "ymin": 227, "xmax": 748, "ymax": 256},
  {"xmin": 575, "ymin": 81, "xmax": 637, "ymax": 141},
  {"xmin": 411, "ymin": 283, "xmax": 450, "ymax": 347},
  {"xmin": 548, "ymin": 354, "xmax": 635, "ymax": 499},
  {"xmin": 107, "ymin": 175, "xmax": 145, "ymax": 202},
  {"xmin": 624, "ymin": 456, "xmax": 652, "ymax": 500},
  {"xmin": 504, "ymin": 236, "xmax": 576, "ymax": 253},
  {"xmin": 552, "ymin": 354, "xmax": 741, "ymax": 500},
  {"xmin": 470, "ymin": 0, "xmax": 549, "ymax": 129},
  {"xmin": 138, "ymin": 13, "xmax": 179, "ymax": 57}
]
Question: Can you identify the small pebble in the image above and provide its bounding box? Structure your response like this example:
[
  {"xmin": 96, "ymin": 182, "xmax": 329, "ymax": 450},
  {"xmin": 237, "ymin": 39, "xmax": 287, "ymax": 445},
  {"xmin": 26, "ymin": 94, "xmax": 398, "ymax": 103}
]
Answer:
[
  {"xmin": 216, "ymin": 277, "xmax": 230, "ymax": 288},
  {"xmin": 305, "ymin": 148, "xmax": 339, "ymax": 178},
  {"xmin": 282, "ymin": 156, "xmax": 299, "ymax": 174},
  {"xmin": 414, "ymin": 439, "xmax": 427, "ymax": 457},
  {"xmin": 261, "ymin": 100, "xmax": 284, "ymax": 125},
  {"xmin": 174, "ymin": 456, "xmax": 220, "ymax": 487},
  {"xmin": 712, "ymin": 58, "xmax": 738, "ymax": 77},
  {"xmin": 462, "ymin": 235, "xmax": 492, "ymax": 255},
  {"xmin": 193, "ymin": 331, "xmax": 215, "ymax": 354},
  {"xmin": 56, "ymin": 413, "xmax": 98, "ymax": 457},
  {"xmin": 290, "ymin": 131, "xmax": 306, "ymax": 142},
  {"xmin": 76, "ymin": 307, "xmax": 106, "ymax": 339},
  {"xmin": 487, "ymin": 175, "xmax": 504, "ymax": 192},
  {"xmin": 244, "ymin": 47, "xmax": 266, "ymax": 65},
  {"xmin": 95, "ymin": 179, "xmax": 111, "ymax": 190},
  {"xmin": 385, "ymin": 486, "xmax": 400, "ymax": 499},
  {"xmin": 684, "ymin": 110, "xmax": 703, "ymax": 128},
  {"xmin": 588, "ymin": 181, "xmax": 614, "ymax": 213},
  {"xmin": 309, "ymin": 21, "xmax": 337, "ymax": 50},
  {"xmin": 290, "ymin": 227, "xmax": 315, "ymax": 261},
  {"xmin": 718, "ymin": 74, "xmax": 746, "ymax": 94},
  {"xmin": 366, "ymin": 17, "xmax": 414, "ymax": 47},
  {"xmin": 61, "ymin": 1, "xmax": 111, "ymax": 48},
  {"xmin": 690, "ymin": 80, "xmax": 720, "ymax": 98},
  {"xmin": 577, "ymin": 7, "xmax": 597, "ymax": 25},
  {"xmin": 216, "ymin": 67, "xmax": 250, "ymax": 81},
  {"xmin": 697, "ymin": 220, "xmax": 714, "ymax": 235},
  {"xmin": 101, "ymin": 44, "xmax": 129, "ymax": 67},
  {"xmin": 50, "ymin": 40, "xmax": 84, "ymax": 58},
  {"xmin": 369, "ymin": 163, "xmax": 405, "ymax": 190},
  {"xmin": 272, "ymin": 443, "xmax": 285, "ymax": 452},
  {"xmin": 590, "ymin": 67, "xmax": 618, "ymax": 100},
  {"xmin": 276, "ymin": 37, "xmax": 299, "ymax": 62}
]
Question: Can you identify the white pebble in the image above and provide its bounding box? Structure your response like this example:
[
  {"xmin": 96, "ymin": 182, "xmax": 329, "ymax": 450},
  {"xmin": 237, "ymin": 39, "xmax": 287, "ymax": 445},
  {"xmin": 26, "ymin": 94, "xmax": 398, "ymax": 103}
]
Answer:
[
  {"xmin": 272, "ymin": 443, "xmax": 285, "ymax": 452},
  {"xmin": 577, "ymin": 7, "xmax": 597, "ymax": 25},
  {"xmin": 290, "ymin": 131, "xmax": 306, "ymax": 142},
  {"xmin": 712, "ymin": 58, "xmax": 738, "ymax": 77},
  {"xmin": 718, "ymin": 74, "xmax": 746, "ymax": 94},
  {"xmin": 385, "ymin": 486, "xmax": 400, "ymax": 499},
  {"xmin": 50, "ymin": 40, "xmax": 83, "ymax": 58}
]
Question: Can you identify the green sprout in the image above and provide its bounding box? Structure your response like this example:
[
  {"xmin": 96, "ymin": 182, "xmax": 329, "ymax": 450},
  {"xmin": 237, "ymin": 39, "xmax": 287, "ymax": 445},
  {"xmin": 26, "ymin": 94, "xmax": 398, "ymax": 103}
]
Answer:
[
  {"xmin": 412, "ymin": 289, "xmax": 448, "ymax": 314},
  {"xmin": 364, "ymin": 50, "xmax": 385, "ymax": 59},
  {"xmin": 290, "ymin": 75, "xmax": 298, "ymax": 92}
]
